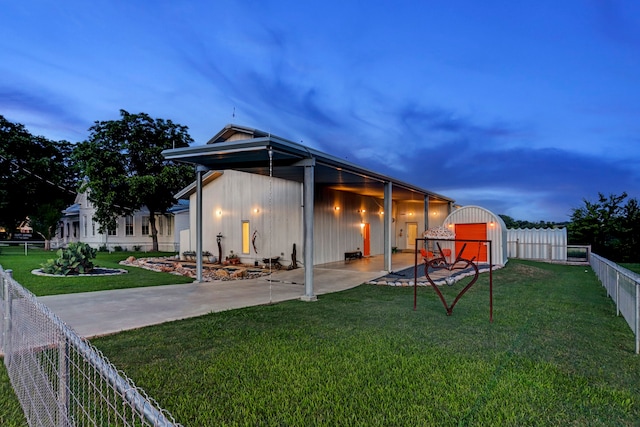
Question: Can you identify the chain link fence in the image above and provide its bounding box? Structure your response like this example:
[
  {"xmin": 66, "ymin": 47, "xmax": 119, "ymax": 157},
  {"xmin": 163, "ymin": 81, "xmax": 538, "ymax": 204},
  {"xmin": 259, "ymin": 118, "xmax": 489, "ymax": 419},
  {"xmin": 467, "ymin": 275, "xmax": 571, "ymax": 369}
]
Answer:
[
  {"xmin": 590, "ymin": 253, "xmax": 640, "ymax": 354},
  {"xmin": 1, "ymin": 266, "xmax": 182, "ymax": 426}
]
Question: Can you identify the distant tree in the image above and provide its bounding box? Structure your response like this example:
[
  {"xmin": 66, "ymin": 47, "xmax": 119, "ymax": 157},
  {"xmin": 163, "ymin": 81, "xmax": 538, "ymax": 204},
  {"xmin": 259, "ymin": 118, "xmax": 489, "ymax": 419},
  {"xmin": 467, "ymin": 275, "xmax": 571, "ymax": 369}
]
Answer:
[
  {"xmin": 0, "ymin": 115, "xmax": 76, "ymax": 248},
  {"xmin": 73, "ymin": 110, "xmax": 195, "ymax": 251},
  {"xmin": 568, "ymin": 192, "xmax": 639, "ymax": 262},
  {"xmin": 498, "ymin": 214, "xmax": 561, "ymax": 230}
]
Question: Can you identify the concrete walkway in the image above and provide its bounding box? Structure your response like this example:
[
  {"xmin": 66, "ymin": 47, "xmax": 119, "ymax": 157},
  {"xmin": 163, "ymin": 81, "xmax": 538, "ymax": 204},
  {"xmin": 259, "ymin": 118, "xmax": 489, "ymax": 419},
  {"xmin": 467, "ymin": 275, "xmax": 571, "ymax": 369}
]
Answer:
[{"xmin": 38, "ymin": 253, "xmax": 417, "ymax": 339}]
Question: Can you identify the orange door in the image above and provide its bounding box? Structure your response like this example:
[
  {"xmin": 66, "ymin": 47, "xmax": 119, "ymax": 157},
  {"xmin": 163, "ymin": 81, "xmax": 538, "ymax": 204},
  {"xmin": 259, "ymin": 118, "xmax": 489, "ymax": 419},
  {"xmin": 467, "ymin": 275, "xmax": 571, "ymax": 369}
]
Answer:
[
  {"xmin": 454, "ymin": 223, "xmax": 487, "ymax": 262},
  {"xmin": 363, "ymin": 223, "xmax": 371, "ymax": 257}
]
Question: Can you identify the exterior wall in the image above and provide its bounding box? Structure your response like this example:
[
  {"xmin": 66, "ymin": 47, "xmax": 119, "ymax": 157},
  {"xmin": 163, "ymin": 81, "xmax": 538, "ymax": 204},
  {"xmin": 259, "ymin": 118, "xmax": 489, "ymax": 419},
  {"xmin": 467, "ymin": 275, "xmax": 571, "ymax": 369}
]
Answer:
[
  {"xmin": 185, "ymin": 170, "xmax": 303, "ymax": 266},
  {"xmin": 313, "ymin": 188, "xmax": 389, "ymax": 263},
  {"xmin": 507, "ymin": 228, "xmax": 567, "ymax": 262},
  {"xmin": 53, "ymin": 191, "xmax": 180, "ymax": 252},
  {"xmin": 180, "ymin": 171, "xmax": 453, "ymax": 266},
  {"xmin": 443, "ymin": 205, "xmax": 508, "ymax": 265}
]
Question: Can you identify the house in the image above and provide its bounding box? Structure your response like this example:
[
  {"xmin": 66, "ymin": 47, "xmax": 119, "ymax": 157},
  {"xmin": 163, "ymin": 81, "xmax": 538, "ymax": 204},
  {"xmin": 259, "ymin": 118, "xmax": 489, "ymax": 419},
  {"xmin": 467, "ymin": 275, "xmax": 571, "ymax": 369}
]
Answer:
[
  {"xmin": 164, "ymin": 124, "xmax": 456, "ymax": 299},
  {"xmin": 52, "ymin": 190, "xmax": 188, "ymax": 252}
]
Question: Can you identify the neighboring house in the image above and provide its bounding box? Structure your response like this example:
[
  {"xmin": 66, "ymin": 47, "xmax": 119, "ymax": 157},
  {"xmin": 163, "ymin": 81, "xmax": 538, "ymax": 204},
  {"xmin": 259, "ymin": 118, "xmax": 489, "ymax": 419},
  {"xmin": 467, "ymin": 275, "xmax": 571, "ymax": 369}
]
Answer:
[
  {"xmin": 52, "ymin": 190, "xmax": 188, "ymax": 252},
  {"xmin": 165, "ymin": 124, "xmax": 457, "ymax": 296}
]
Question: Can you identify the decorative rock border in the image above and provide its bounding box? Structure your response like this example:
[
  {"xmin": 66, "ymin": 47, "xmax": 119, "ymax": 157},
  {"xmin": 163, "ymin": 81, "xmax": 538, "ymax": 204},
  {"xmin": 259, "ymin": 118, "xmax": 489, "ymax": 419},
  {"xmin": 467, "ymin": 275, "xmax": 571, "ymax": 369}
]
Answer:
[{"xmin": 32, "ymin": 268, "xmax": 128, "ymax": 277}]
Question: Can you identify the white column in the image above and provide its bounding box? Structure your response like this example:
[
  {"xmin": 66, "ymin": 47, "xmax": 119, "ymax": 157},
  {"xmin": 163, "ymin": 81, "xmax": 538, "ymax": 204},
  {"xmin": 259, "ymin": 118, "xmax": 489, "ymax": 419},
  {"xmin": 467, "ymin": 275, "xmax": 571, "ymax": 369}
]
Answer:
[
  {"xmin": 195, "ymin": 165, "xmax": 208, "ymax": 282},
  {"xmin": 384, "ymin": 182, "xmax": 393, "ymax": 272},
  {"xmin": 301, "ymin": 159, "xmax": 317, "ymax": 301}
]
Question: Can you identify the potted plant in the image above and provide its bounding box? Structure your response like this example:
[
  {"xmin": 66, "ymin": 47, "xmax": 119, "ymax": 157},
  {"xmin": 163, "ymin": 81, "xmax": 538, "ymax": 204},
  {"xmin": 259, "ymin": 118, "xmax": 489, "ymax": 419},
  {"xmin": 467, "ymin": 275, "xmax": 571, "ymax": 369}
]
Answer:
[{"xmin": 225, "ymin": 250, "xmax": 240, "ymax": 265}]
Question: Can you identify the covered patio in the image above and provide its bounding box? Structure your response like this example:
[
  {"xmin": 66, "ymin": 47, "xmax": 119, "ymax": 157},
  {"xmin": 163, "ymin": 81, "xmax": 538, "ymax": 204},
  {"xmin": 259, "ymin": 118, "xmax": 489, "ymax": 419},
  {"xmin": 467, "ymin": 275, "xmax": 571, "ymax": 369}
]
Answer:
[{"xmin": 163, "ymin": 125, "xmax": 454, "ymax": 301}]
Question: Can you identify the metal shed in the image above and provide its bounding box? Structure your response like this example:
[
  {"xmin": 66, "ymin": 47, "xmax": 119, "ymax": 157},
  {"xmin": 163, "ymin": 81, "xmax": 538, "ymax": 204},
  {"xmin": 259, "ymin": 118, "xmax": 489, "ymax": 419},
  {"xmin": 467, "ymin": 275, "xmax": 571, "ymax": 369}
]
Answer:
[{"xmin": 443, "ymin": 206, "xmax": 508, "ymax": 266}]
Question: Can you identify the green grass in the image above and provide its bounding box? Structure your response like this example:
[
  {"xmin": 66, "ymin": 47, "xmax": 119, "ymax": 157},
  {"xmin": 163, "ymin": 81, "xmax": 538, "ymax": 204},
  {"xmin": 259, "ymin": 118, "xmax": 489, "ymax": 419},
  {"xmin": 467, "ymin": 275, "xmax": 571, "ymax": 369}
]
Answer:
[
  {"xmin": 0, "ymin": 245, "xmax": 194, "ymax": 296},
  {"xmin": 89, "ymin": 260, "xmax": 639, "ymax": 426},
  {"xmin": 2, "ymin": 260, "xmax": 639, "ymax": 426},
  {"xmin": 0, "ymin": 364, "xmax": 25, "ymax": 427},
  {"xmin": 621, "ymin": 263, "xmax": 640, "ymax": 275}
]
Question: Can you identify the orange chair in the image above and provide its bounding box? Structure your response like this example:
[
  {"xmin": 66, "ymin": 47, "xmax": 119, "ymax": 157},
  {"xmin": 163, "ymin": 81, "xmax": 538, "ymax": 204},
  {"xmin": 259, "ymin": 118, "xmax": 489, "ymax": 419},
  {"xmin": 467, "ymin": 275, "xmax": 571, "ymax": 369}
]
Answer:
[
  {"xmin": 420, "ymin": 248, "xmax": 434, "ymax": 261},
  {"xmin": 441, "ymin": 248, "xmax": 452, "ymax": 262}
]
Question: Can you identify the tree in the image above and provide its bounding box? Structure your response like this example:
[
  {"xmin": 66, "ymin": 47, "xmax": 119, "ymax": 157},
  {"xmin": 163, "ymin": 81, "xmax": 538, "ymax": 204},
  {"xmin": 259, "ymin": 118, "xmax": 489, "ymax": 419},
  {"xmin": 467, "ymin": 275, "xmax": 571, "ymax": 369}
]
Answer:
[
  {"xmin": 498, "ymin": 214, "xmax": 563, "ymax": 229},
  {"xmin": 73, "ymin": 110, "xmax": 195, "ymax": 251},
  {"xmin": 0, "ymin": 115, "xmax": 76, "ymax": 247},
  {"xmin": 568, "ymin": 192, "xmax": 639, "ymax": 262}
]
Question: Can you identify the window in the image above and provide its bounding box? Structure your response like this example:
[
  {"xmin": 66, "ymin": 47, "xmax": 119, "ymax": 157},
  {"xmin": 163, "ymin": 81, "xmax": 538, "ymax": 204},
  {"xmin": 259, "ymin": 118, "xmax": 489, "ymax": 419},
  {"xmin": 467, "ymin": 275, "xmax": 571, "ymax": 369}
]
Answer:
[
  {"xmin": 158, "ymin": 216, "xmax": 164, "ymax": 235},
  {"xmin": 141, "ymin": 216, "xmax": 149, "ymax": 236},
  {"xmin": 91, "ymin": 219, "xmax": 95, "ymax": 236},
  {"xmin": 167, "ymin": 216, "xmax": 173, "ymax": 236},
  {"xmin": 125, "ymin": 215, "xmax": 134, "ymax": 236},
  {"xmin": 83, "ymin": 216, "xmax": 88, "ymax": 237},
  {"xmin": 108, "ymin": 222, "xmax": 117, "ymax": 236},
  {"xmin": 242, "ymin": 221, "xmax": 250, "ymax": 254}
]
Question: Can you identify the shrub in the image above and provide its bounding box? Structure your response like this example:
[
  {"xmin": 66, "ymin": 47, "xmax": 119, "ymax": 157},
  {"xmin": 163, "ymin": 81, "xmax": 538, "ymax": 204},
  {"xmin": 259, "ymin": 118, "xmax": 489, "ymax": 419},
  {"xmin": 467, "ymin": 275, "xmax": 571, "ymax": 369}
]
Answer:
[
  {"xmin": 133, "ymin": 245, "xmax": 142, "ymax": 252},
  {"xmin": 98, "ymin": 244, "xmax": 108, "ymax": 252},
  {"xmin": 40, "ymin": 242, "xmax": 97, "ymax": 276},
  {"xmin": 114, "ymin": 246, "xmax": 124, "ymax": 252}
]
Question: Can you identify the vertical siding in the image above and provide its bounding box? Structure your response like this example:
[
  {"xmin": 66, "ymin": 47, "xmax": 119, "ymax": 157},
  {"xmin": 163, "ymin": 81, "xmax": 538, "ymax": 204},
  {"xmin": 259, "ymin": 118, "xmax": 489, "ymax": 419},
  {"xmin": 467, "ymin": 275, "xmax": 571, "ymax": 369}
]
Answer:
[
  {"xmin": 507, "ymin": 228, "xmax": 567, "ymax": 261},
  {"xmin": 190, "ymin": 170, "xmax": 303, "ymax": 266},
  {"xmin": 313, "ymin": 187, "xmax": 388, "ymax": 264}
]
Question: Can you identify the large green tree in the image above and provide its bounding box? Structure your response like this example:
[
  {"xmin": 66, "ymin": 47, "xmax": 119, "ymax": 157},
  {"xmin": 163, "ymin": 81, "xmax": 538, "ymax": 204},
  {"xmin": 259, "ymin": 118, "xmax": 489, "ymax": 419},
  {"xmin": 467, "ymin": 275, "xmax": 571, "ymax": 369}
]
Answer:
[
  {"xmin": 73, "ymin": 110, "xmax": 195, "ymax": 251},
  {"xmin": 568, "ymin": 192, "xmax": 639, "ymax": 262},
  {"xmin": 0, "ymin": 115, "xmax": 76, "ymax": 246}
]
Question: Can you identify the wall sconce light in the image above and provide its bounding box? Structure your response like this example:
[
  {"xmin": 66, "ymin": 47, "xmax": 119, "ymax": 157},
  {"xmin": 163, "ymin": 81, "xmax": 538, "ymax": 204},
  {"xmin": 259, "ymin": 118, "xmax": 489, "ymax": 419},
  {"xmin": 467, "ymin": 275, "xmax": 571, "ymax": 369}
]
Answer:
[
  {"xmin": 360, "ymin": 222, "xmax": 365, "ymax": 228},
  {"xmin": 379, "ymin": 211, "xmax": 384, "ymax": 215},
  {"xmin": 357, "ymin": 209, "xmax": 366, "ymax": 213},
  {"xmin": 489, "ymin": 221, "xmax": 495, "ymax": 227},
  {"xmin": 432, "ymin": 211, "xmax": 438, "ymax": 216},
  {"xmin": 253, "ymin": 208, "xmax": 260, "ymax": 214},
  {"xmin": 447, "ymin": 223, "xmax": 453, "ymax": 228},
  {"xmin": 334, "ymin": 206, "xmax": 340, "ymax": 211},
  {"xmin": 408, "ymin": 212, "xmax": 414, "ymax": 216},
  {"xmin": 216, "ymin": 210, "xmax": 222, "ymax": 216}
]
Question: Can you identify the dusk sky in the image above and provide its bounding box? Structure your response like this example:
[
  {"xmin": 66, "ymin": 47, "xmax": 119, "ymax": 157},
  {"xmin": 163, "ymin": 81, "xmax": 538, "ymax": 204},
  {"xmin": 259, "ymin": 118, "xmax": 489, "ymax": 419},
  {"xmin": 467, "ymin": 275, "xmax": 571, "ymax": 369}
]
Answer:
[{"xmin": 2, "ymin": 1, "xmax": 639, "ymax": 222}]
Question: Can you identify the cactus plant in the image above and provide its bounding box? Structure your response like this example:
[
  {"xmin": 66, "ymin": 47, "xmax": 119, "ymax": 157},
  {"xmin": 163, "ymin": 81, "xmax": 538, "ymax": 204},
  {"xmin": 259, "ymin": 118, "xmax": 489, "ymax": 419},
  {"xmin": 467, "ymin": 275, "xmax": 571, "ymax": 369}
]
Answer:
[{"xmin": 41, "ymin": 242, "xmax": 97, "ymax": 275}]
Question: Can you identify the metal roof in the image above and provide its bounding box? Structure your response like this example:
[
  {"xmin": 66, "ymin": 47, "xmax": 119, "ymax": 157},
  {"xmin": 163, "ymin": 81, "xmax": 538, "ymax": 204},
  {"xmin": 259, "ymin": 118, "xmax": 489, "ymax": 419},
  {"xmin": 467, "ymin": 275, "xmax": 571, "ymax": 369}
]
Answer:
[{"xmin": 163, "ymin": 124, "xmax": 454, "ymax": 204}]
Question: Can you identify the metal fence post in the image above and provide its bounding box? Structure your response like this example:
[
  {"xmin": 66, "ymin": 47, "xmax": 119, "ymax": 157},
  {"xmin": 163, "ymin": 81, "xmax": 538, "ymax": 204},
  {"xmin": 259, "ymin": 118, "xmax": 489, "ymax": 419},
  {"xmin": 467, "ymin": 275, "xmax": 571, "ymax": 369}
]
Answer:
[
  {"xmin": 3, "ymin": 270, "xmax": 13, "ymax": 365},
  {"xmin": 636, "ymin": 283, "xmax": 639, "ymax": 355},
  {"xmin": 616, "ymin": 271, "xmax": 620, "ymax": 316},
  {"xmin": 58, "ymin": 336, "xmax": 70, "ymax": 427}
]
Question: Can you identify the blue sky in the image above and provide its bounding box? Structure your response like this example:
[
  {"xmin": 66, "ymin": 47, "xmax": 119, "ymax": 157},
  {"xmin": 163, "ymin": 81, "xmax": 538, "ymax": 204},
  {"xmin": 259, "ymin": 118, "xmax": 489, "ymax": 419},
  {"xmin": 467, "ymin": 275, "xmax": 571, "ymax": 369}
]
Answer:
[{"xmin": 2, "ymin": 1, "xmax": 639, "ymax": 222}]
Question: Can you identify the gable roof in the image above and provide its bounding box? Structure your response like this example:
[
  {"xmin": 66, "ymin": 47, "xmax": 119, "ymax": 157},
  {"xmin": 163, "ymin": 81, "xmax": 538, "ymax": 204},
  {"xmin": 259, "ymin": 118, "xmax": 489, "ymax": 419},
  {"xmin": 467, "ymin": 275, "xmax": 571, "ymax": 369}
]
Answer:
[{"xmin": 164, "ymin": 124, "xmax": 454, "ymax": 205}]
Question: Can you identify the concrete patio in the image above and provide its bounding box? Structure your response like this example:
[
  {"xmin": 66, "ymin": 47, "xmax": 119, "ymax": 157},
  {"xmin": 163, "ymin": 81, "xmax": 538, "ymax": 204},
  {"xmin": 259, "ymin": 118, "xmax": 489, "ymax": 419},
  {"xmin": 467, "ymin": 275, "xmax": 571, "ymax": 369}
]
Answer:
[{"xmin": 38, "ymin": 252, "xmax": 419, "ymax": 339}]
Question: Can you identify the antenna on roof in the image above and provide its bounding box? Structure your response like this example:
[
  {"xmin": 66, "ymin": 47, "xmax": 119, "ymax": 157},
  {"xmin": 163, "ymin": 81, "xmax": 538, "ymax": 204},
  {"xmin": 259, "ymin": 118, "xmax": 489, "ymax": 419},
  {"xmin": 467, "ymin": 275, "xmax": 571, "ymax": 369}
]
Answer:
[{"xmin": 232, "ymin": 106, "xmax": 235, "ymax": 119}]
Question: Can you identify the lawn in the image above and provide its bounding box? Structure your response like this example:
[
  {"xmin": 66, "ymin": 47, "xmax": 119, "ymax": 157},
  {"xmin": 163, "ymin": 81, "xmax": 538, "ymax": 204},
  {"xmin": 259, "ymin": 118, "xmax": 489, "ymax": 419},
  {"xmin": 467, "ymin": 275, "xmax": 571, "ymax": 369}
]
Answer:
[
  {"xmin": 2, "ymin": 260, "xmax": 639, "ymax": 426},
  {"xmin": 621, "ymin": 263, "xmax": 640, "ymax": 275},
  {"xmin": 0, "ymin": 245, "xmax": 194, "ymax": 296}
]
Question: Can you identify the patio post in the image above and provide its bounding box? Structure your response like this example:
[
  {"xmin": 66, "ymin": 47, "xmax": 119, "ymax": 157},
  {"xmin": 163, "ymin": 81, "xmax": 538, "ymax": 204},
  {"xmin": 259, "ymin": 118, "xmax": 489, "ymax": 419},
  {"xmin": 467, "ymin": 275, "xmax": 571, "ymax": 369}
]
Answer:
[{"xmin": 384, "ymin": 181, "xmax": 393, "ymax": 272}]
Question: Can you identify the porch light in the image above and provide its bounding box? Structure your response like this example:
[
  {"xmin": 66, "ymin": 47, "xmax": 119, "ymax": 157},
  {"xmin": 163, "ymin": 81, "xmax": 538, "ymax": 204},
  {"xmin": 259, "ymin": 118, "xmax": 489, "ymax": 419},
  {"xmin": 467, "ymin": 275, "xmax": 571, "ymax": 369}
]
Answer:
[
  {"xmin": 358, "ymin": 209, "xmax": 366, "ymax": 213},
  {"xmin": 334, "ymin": 206, "xmax": 340, "ymax": 211},
  {"xmin": 489, "ymin": 221, "xmax": 495, "ymax": 227},
  {"xmin": 253, "ymin": 208, "xmax": 260, "ymax": 214},
  {"xmin": 216, "ymin": 210, "xmax": 222, "ymax": 216},
  {"xmin": 379, "ymin": 211, "xmax": 384, "ymax": 215},
  {"xmin": 447, "ymin": 223, "xmax": 453, "ymax": 228}
]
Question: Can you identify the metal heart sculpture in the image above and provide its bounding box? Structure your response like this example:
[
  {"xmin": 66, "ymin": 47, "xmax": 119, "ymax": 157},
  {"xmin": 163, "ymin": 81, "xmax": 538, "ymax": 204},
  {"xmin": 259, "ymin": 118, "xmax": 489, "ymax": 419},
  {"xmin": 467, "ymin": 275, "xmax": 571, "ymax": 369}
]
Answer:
[{"xmin": 424, "ymin": 243, "xmax": 480, "ymax": 316}]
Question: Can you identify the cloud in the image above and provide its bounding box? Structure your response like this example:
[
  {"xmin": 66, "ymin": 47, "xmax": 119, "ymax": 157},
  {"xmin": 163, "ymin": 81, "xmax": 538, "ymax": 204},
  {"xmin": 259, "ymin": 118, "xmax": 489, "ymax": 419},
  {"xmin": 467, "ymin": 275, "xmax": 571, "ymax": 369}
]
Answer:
[{"xmin": 0, "ymin": 86, "xmax": 88, "ymax": 141}]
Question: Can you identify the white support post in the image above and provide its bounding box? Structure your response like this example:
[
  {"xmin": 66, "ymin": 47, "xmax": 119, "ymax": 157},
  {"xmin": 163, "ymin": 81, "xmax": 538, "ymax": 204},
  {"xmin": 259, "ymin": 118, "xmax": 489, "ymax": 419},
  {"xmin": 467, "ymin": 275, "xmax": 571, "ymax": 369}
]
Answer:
[
  {"xmin": 195, "ymin": 165, "xmax": 209, "ymax": 283},
  {"xmin": 383, "ymin": 182, "xmax": 393, "ymax": 272},
  {"xmin": 301, "ymin": 158, "xmax": 316, "ymax": 302}
]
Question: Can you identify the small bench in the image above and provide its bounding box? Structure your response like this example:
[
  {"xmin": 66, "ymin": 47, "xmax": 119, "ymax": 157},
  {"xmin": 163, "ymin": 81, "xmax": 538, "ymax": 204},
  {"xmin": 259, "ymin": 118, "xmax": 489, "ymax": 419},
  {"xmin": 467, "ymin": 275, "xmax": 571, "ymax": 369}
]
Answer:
[{"xmin": 344, "ymin": 251, "xmax": 363, "ymax": 262}]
